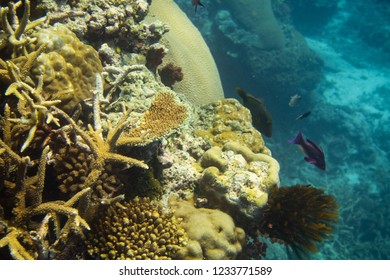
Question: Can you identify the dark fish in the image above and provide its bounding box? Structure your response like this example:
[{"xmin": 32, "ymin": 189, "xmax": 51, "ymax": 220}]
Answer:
[
  {"xmin": 236, "ymin": 87, "xmax": 273, "ymax": 138},
  {"xmin": 289, "ymin": 131, "xmax": 326, "ymax": 170},
  {"xmin": 289, "ymin": 94, "xmax": 301, "ymax": 107},
  {"xmin": 295, "ymin": 111, "xmax": 311, "ymax": 120},
  {"xmin": 191, "ymin": 0, "xmax": 204, "ymax": 13}
]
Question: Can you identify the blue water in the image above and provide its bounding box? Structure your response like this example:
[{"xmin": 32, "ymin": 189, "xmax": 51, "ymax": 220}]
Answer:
[{"xmin": 177, "ymin": 0, "xmax": 390, "ymax": 259}]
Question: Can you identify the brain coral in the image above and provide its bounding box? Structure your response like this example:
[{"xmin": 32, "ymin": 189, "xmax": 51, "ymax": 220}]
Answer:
[
  {"xmin": 29, "ymin": 24, "xmax": 103, "ymax": 113},
  {"xmin": 147, "ymin": 0, "xmax": 224, "ymax": 105},
  {"xmin": 86, "ymin": 197, "xmax": 186, "ymax": 260}
]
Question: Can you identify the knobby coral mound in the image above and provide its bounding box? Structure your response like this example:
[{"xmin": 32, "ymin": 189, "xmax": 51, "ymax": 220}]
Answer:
[
  {"xmin": 171, "ymin": 198, "xmax": 245, "ymax": 260},
  {"xmin": 196, "ymin": 99, "xmax": 270, "ymax": 154},
  {"xmin": 29, "ymin": 24, "xmax": 103, "ymax": 113},
  {"xmin": 86, "ymin": 196, "xmax": 187, "ymax": 260},
  {"xmin": 258, "ymin": 184, "xmax": 339, "ymax": 257}
]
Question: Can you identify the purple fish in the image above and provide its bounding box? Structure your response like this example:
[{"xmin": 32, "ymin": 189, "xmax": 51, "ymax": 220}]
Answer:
[{"xmin": 289, "ymin": 131, "xmax": 326, "ymax": 170}]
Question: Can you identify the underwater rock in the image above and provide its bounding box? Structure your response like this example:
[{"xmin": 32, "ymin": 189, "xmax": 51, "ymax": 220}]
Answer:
[
  {"xmin": 224, "ymin": 0, "xmax": 285, "ymax": 50},
  {"xmin": 147, "ymin": 0, "xmax": 224, "ymax": 105}
]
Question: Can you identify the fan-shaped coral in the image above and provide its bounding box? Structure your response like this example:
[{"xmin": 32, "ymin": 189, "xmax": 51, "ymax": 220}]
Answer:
[{"xmin": 258, "ymin": 184, "xmax": 338, "ymax": 256}]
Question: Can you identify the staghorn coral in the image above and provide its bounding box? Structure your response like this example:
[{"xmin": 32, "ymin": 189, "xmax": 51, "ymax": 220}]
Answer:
[
  {"xmin": 0, "ymin": 0, "xmax": 46, "ymax": 52},
  {"xmin": 4, "ymin": 67, "xmax": 61, "ymax": 152},
  {"xmin": 258, "ymin": 184, "xmax": 339, "ymax": 257},
  {"xmin": 196, "ymin": 99, "xmax": 270, "ymax": 154},
  {"xmin": 52, "ymin": 107, "xmax": 149, "ymax": 194},
  {"xmin": 86, "ymin": 196, "xmax": 187, "ymax": 260},
  {"xmin": 171, "ymin": 198, "xmax": 245, "ymax": 260},
  {"xmin": 0, "ymin": 138, "xmax": 91, "ymax": 259}
]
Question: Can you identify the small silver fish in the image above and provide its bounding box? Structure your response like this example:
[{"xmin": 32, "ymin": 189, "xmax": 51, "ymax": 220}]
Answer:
[{"xmin": 289, "ymin": 94, "xmax": 301, "ymax": 107}]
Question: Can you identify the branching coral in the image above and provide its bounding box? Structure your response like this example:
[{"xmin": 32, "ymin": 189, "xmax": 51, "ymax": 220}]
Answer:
[
  {"xmin": 52, "ymin": 107, "xmax": 149, "ymax": 193},
  {"xmin": 4, "ymin": 66, "xmax": 61, "ymax": 152},
  {"xmin": 86, "ymin": 196, "xmax": 187, "ymax": 260},
  {"xmin": 258, "ymin": 184, "xmax": 339, "ymax": 257},
  {"xmin": 0, "ymin": 138, "xmax": 91, "ymax": 259},
  {"xmin": 0, "ymin": 0, "xmax": 46, "ymax": 51}
]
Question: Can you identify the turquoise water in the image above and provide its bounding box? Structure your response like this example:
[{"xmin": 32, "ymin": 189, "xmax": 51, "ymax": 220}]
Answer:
[{"xmin": 178, "ymin": 0, "xmax": 390, "ymax": 260}]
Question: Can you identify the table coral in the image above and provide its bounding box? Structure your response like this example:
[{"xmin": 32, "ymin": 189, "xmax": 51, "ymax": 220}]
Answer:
[{"xmin": 86, "ymin": 196, "xmax": 187, "ymax": 260}]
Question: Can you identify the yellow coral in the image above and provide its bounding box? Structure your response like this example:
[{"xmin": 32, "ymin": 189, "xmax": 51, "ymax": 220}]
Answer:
[
  {"xmin": 86, "ymin": 197, "xmax": 187, "ymax": 260},
  {"xmin": 117, "ymin": 91, "xmax": 189, "ymax": 146},
  {"xmin": 196, "ymin": 99, "xmax": 270, "ymax": 154},
  {"xmin": 171, "ymin": 199, "xmax": 245, "ymax": 260},
  {"xmin": 29, "ymin": 24, "xmax": 103, "ymax": 113}
]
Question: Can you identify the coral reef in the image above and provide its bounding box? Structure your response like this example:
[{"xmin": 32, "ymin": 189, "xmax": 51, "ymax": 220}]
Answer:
[
  {"xmin": 86, "ymin": 197, "xmax": 186, "ymax": 260},
  {"xmin": 224, "ymin": 0, "xmax": 285, "ymax": 50},
  {"xmin": 0, "ymin": 0, "xmax": 338, "ymax": 261},
  {"xmin": 171, "ymin": 198, "xmax": 245, "ymax": 260}
]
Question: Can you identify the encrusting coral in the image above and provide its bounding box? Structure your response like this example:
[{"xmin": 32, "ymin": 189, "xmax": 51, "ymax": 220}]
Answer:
[
  {"xmin": 196, "ymin": 99, "xmax": 270, "ymax": 154},
  {"xmin": 86, "ymin": 196, "xmax": 187, "ymax": 260},
  {"xmin": 198, "ymin": 141, "xmax": 280, "ymax": 227},
  {"xmin": 28, "ymin": 23, "xmax": 103, "ymax": 113}
]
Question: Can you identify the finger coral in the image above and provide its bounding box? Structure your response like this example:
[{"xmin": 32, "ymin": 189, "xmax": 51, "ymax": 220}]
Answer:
[
  {"xmin": 258, "ymin": 184, "xmax": 339, "ymax": 257},
  {"xmin": 86, "ymin": 196, "xmax": 187, "ymax": 260}
]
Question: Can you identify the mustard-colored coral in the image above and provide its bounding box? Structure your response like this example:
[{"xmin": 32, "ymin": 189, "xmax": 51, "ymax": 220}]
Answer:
[
  {"xmin": 171, "ymin": 199, "xmax": 245, "ymax": 260},
  {"xmin": 86, "ymin": 197, "xmax": 187, "ymax": 260},
  {"xmin": 196, "ymin": 99, "xmax": 270, "ymax": 154},
  {"xmin": 117, "ymin": 91, "xmax": 189, "ymax": 146},
  {"xmin": 198, "ymin": 141, "xmax": 280, "ymax": 226},
  {"xmin": 29, "ymin": 24, "xmax": 103, "ymax": 113}
]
